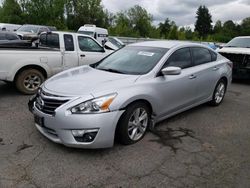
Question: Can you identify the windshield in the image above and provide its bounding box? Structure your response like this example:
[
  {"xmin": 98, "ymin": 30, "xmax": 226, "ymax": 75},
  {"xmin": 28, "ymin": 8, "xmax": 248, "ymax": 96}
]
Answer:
[
  {"xmin": 225, "ymin": 38, "xmax": 250, "ymax": 48},
  {"xmin": 93, "ymin": 46, "xmax": 168, "ymax": 75},
  {"xmin": 78, "ymin": 31, "xmax": 94, "ymax": 36},
  {"xmin": 17, "ymin": 25, "xmax": 40, "ymax": 33},
  {"xmin": 108, "ymin": 37, "xmax": 125, "ymax": 49}
]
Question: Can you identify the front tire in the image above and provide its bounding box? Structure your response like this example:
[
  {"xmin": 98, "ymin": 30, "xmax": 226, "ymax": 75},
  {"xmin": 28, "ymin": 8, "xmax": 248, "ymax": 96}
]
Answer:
[
  {"xmin": 15, "ymin": 69, "xmax": 45, "ymax": 95},
  {"xmin": 210, "ymin": 79, "xmax": 227, "ymax": 106},
  {"xmin": 117, "ymin": 102, "xmax": 151, "ymax": 145}
]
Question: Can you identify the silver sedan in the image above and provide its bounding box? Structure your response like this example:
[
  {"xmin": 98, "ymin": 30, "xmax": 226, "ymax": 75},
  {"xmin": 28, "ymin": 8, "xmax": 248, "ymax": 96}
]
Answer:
[{"xmin": 29, "ymin": 41, "xmax": 232, "ymax": 148}]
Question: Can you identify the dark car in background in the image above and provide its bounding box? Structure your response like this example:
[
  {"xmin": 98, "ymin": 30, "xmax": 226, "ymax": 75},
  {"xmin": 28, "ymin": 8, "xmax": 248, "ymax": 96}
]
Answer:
[
  {"xmin": 16, "ymin": 24, "xmax": 57, "ymax": 40},
  {"xmin": 218, "ymin": 36, "xmax": 250, "ymax": 79},
  {"xmin": 0, "ymin": 31, "xmax": 32, "ymax": 47}
]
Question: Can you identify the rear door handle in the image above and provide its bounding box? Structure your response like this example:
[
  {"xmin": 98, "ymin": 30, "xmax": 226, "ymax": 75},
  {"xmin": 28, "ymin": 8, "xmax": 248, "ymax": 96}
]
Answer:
[
  {"xmin": 80, "ymin": 54, "xmax": 86, "ymax": 57},
  {"xmin": 213, "ymin": 67, "xmax": 219, "ymax": 71},
  {"xmin": 189, "ymin": 75, "xmax": 197, "ymax": 79}
]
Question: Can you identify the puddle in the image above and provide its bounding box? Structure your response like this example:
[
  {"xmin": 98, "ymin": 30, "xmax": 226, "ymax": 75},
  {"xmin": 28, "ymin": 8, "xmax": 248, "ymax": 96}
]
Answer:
[{"xmin": 150, "ymin": 127, "xmax": 197, "ymax": 153}]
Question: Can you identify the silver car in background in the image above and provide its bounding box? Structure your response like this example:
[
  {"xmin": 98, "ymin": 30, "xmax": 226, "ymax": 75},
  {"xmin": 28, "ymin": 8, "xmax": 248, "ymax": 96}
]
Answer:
[{"xmin": 29, "ymin": 41, "xmax": 232, "ymax": 148}]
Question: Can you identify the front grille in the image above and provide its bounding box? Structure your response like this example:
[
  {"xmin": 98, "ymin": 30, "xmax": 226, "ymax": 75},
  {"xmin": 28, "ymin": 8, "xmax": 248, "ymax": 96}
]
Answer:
[
  {"xmin": 35, "ymin": 90, "xmax": 69, "ymax": 115},
  {"xmin": 219, "ymin": 52, "xmax": 245, "ymax": 69}
]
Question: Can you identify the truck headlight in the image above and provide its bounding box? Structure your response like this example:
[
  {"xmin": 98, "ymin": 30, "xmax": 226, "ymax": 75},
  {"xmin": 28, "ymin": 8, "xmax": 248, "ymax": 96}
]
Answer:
[{"xmin": 70, "ymin": 93, "xmax": 117, "ymax": 114}]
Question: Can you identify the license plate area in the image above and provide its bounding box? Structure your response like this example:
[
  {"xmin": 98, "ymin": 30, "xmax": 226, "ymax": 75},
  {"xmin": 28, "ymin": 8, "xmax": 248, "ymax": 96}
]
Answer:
[{"xmin": 34, "ymin": 115, "xmax": 44, "ymax": 127}]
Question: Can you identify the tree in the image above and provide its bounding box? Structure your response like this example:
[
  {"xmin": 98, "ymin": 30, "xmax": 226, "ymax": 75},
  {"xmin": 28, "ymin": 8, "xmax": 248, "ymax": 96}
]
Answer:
[
  {"xmin": 240, "ymin": 17, "xmax": 250, "ymax": 35},
  {"xmin": 195, "ymin": 5, "xmax": 212, "ymax": 38},
  {"xmin": 23, "ymin": 0, "xmax": 66, "ymax": 29},
  {"xmin": 65, "ymin": 0, "xmax": 108, "ymax": 30},
  {"xmin": 0, "ymin": 0, "xmax": 23, "ymax": 24},
  {"xmin": 214, "ymin": 20, "xmax": 222, "ymax": 33},
  {"xmin": 127, "ymin": 5, "xmax": 153, "ymax": 37},
  {"xmin": 168, "ymin": 23, "xmax": 178, "ymax": 40},
  {"xmin": 158, "ymin": 18, "xmax": 171, "ymax": 38}
]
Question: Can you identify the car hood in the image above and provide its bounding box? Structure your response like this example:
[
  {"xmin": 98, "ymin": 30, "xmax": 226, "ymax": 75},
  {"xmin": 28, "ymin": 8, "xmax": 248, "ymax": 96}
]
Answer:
[
  {"xmin": 44, "ymin": 66, "xmax": 140, "ymax": 97},
  {"xmin": 218, "ymin": 47, "xmax": 250, "ymax": 55}
]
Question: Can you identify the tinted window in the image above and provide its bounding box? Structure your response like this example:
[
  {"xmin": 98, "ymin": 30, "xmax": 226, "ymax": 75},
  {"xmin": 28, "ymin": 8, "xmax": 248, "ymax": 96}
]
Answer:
[
  {"xmin": 94, "ymin": 46, "xmax": 168, "ymax": 75},
  {"xmin": 6, "ymin": 33, "xmax": 19, "ymax": 40},
  {"xmin": 0, "ymin": 33, "xmax": 5, "ymax": 40},
  {"xmin": 192, "ymin": 47, "xmax": 212, "ymax": 65},
  {"xmin": 78, "ymin": 36, "xmax": 103, "ymax": 52},
  {"xmin": 164, "ymin": 48, "xmax": 192, "ymax": 69},
  {"xmin": 40, "ymin": 33, "xmax": 59, "ymax": 48},
  {"xmin": 64, "ymin": 34, "xmax": 74, "ymax": 51},
  {"xmin": 210, "ymin": 51, "xmax": 217, "ymax": 61},
  {"xmin": 225, "ymin": 37, "xmax": 250, "ymax": 48}
]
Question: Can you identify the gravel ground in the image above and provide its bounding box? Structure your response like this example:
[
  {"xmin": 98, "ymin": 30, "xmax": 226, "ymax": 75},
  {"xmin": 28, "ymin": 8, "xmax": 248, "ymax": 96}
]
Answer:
[{"xmin": 0, "ymin": 81, "xmax": 250, "ymax": 188}]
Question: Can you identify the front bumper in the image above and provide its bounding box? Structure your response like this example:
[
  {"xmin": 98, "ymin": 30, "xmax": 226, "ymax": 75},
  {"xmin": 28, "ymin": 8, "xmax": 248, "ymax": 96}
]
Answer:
[{"xmin": 29, "ymin": 97, "xmax": 124, "ymax": 149}]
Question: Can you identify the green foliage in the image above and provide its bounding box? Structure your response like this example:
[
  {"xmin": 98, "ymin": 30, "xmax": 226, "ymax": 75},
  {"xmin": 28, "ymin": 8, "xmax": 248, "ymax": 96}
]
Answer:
[
  {"xmin": 0, "ymin": 0, "xmax": 23, "ymax": 24},
  {"xmin": 127, "ymin": 5, "xmax": 153, "ymax": 37},
  {"xmin": 241, "ymin": 17, "xmax": 250, "ymax": 36},
  {"xmin": 195, "ymin": 5, "xmax": 212, "ymax": 38},
  {"xmin": 158, "ymin": 18, "xmax": 171, "ymax": 38},
  {"xmin": 0, "ymin": 1, "xmax": 249, "ymax": 43},
  {"xmin": 65, "ymin": 0, "xmax": 107, "ymax": 30}
]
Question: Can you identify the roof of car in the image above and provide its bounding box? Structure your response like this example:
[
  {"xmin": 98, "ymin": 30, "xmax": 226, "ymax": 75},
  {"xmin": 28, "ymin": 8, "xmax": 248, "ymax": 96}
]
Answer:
[
  {"xmin": 129, "ymin": 40, "xmax": 194, "ymax": 49},
  {"xmin": 234, "ymin": 36, "xmax": 250, "ymax": 39}
]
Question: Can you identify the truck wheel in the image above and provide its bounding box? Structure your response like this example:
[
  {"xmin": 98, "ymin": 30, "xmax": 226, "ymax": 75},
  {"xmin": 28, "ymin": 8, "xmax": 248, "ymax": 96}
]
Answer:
[
  {"xmin": 117, "ymin": 102, "xmax": 151, "ymax": 145},
  {"xmin": 15, "ymin": 69, "xmax": 45, "ymax": 95}
]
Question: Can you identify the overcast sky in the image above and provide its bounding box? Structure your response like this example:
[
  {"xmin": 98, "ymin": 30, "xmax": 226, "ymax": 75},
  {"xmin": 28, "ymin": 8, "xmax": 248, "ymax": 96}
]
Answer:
[{"xmin": 102, "ymin": 0, "xmax": 250, "ymax": 27}]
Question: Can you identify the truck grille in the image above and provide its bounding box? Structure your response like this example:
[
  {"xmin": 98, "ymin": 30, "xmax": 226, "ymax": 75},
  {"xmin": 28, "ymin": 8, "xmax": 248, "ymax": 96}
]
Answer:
[
  {"xmin": 219, "ymin": 52, "xmax": 247, "ymax": 69},
  {"xmin": 35, "ymin": 90, "xmax": 69, "ymax": 115}
]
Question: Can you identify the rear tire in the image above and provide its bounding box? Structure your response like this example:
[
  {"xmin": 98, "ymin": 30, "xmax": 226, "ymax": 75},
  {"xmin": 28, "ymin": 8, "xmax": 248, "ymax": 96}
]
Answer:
[
  {"xmin": 209, "ymin": 79, "xmax": 227, "ymax": 106},
  {"xmin": 117, "ymin": 102, "xmax": 151, "ymax": 145},
  {"xmin": 15, "ymin": 69, "xmax": 45, "ymax": 95}
]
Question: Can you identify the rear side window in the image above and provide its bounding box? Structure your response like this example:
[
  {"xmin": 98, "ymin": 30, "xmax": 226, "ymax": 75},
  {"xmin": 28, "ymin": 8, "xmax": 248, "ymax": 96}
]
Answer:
[
  {"xmin": 192, "ymin": 47, "xmax": 212, "ymax": 65},
  {"xmin": 64, "ymin": 34, "xmax": 74, "ymax": 51},
  {"xmin": 164, "ymin": 48, "xmax": 192, "ymax": 69},
  {"xmin": 40, "ymin": 33, "xmax": 59, "ymax": 49}
]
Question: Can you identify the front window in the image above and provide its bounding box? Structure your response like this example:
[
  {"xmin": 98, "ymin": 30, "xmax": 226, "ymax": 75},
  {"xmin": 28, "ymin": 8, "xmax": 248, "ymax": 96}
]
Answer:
[
  {"xmin": 17, "ymin": 25, "xmax": 40, "ymax": 33},
  {"xmin": 93, "ymin": 46, "xmax": 168, "ymax": 75},
  {"xmin": 225, "ymin": 37, "xmax": 250, "ymax": 48},
  {"xmin": 78, "ymin": 36, "xmax": 103, "ymax": 52}
]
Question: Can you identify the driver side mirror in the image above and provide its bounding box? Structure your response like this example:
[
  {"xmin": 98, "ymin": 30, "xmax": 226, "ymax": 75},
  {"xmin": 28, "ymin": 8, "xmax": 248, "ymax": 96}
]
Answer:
[{"xmin": 161, "ymin": 66, "xmax": 181, "ymax": 75}]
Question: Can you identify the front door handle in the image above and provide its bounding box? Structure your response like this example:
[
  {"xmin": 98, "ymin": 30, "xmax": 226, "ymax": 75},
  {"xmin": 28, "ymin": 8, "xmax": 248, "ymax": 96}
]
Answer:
[
  {"xmin": 189, "ymin": 75, "xmax": 197, "ymax": 79},
  {"xmin": 80, "ymin": 54, "xmax": 86, "ymax": 57}
]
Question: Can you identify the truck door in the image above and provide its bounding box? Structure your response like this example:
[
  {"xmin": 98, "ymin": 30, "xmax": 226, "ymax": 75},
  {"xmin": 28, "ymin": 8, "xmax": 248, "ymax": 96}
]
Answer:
[
  {"xmin": 77, "ymin": 36, "xmax": 110, "ymax": 65},
  {"xmin": 62, "ymin": 34, "xmax": 79, "ymax": 70}
]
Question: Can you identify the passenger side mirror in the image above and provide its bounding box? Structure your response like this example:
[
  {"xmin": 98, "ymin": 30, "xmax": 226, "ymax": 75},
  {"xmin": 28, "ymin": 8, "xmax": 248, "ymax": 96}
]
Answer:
[
  {"xmin": 104, "ymin": 41, "xmax": 117, "ymax": 51},
  {"xmin": 161, "ymin": 66, "xmax": 181, "ymax": 75}
]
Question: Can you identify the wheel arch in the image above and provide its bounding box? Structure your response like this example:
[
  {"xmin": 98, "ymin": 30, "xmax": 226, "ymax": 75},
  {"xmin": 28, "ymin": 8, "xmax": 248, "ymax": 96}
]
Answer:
[{"xmin": 14, "ymin": 65, "xmax": 48, "ymax": 82}]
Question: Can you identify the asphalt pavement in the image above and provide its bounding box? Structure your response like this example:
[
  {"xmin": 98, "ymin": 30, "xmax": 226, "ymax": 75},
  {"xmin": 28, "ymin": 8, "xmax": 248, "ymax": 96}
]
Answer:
[{"xmin": 0, "ymin": 81, "xmax": 250, "ymax": 188}]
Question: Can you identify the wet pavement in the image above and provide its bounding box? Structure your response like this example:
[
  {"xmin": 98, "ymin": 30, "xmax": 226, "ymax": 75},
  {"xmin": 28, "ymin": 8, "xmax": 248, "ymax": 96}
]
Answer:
[{"xmin": 0, "ymin": 81, "xmax": 250, "ymax": 188}]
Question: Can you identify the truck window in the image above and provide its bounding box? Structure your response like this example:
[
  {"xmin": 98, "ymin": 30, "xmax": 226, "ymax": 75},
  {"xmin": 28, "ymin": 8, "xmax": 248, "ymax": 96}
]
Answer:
[
  {"xmin": 64, "ymin": 34, "xmax": 74, "ymax": 51},
  {"xmin": 40, "ymin": 33, "xmax": 59, "ymax": 49},
  {"xmin": 78, "ymin": 36, "xmax": 104, "ymax": 52}
]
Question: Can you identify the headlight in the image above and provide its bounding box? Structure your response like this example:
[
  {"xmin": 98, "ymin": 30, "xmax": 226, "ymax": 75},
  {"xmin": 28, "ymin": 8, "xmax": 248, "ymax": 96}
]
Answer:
[{"xmin": 70, "ymin": 93, "xmax": 117, "ymax": 114}]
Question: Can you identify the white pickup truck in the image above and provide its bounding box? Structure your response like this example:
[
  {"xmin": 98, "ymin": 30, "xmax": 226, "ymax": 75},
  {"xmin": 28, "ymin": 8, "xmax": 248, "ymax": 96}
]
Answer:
[{"xmin": 0, "ymin": 31, "xmax": 113, "ymax": 94}]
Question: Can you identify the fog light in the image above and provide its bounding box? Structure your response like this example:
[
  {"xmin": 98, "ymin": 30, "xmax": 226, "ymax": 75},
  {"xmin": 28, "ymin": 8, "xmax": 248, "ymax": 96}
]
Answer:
[
  {"xmin": 72, "ymin": 130, "xmax": 85, "ymax": 137},
  {"xmin": 72, "ymin": 129, "xmax": 99, "ymax": 143}
]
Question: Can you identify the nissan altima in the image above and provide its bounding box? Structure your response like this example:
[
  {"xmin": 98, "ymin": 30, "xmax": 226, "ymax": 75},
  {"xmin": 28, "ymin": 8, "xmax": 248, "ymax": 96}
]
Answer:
[{"xmin": 29, "ymin": 41, "xmax": 232, "ymax": 148}]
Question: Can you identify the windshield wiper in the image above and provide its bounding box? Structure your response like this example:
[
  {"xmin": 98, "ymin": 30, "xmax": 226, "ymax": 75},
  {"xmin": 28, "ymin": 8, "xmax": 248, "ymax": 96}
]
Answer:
[{"xmin": 97, "ymin": 68, "xmax": 125, "ymax": 74}]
